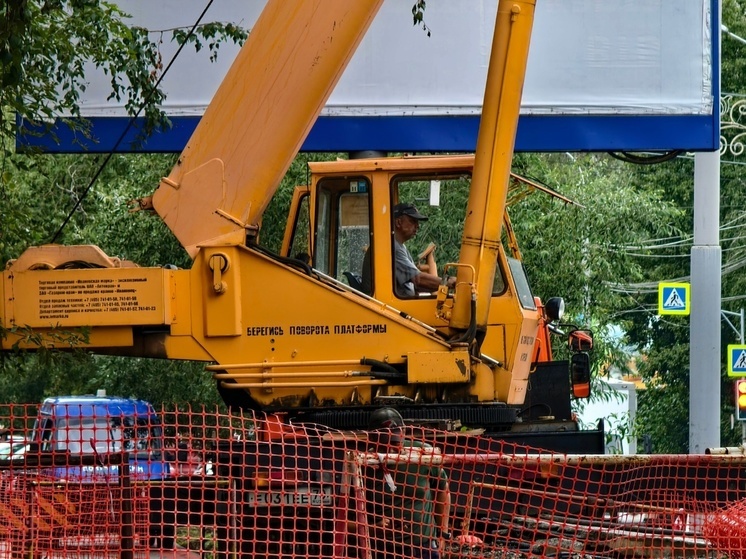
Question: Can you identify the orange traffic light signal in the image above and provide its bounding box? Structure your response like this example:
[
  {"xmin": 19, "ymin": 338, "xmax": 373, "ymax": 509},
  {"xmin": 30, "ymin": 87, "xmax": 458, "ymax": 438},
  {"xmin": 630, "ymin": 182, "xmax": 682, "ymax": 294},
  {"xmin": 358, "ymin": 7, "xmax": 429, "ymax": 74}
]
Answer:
[{"xmin": 736, "ymin": 379, "xmax": 746, "ymax": 421}]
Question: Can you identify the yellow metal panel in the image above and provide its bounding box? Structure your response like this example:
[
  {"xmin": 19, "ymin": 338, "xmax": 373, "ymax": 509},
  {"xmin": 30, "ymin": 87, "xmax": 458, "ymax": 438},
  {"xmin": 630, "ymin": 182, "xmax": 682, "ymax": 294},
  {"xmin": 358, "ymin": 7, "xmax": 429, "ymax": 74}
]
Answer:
[
  {"xmin": 481, "ymin": 323, "xmax": 508, "ymax": 370},
  {"xmin": 494, "ymin": 367, "xmax": 526, "ymax": 405},
  {"xmin": 308, "ymin": 154, "xmax": 476, "ymax": 176},
  {"xmin": 203, "ymin": 248, "xmax": 454, "ymax": 408},
  {"xmin": 7, "ymin": 244, "xmax": 138, "ymax": 271},
  {"xmin": 167, "ymin": 269, "xmax": 192, "ymax": 337},
  {"xmin": 472, "ymin": 362, "xmax": 496, "ymax": 401},
  {"xmin": 83, "ymin": 327, "xmax": 134, "ymax": 348},
  {"xmin": 153, "ymin": 0, "xmax": 385, "ymax": 257},
  {"xmin": 5, "ymin": 268, "xmax": 167, "ymax": 328},
  {"xmin": 506, "ymin": 376, "xmax": 529, "ymax": 405},
  {"xmin": 511, "ymin": 315, "xmax": 540, "ymax": 380},
  {"xmin": 161, "ymin": 336, "xmax": 214, "ymax": 361},
  {"xmin": 407, "ymin": 350, "xmax": 471, "ymax": 384},
  {"xmin": 488, "ymin": 302, "xmax": 539, "ymax": 405}
]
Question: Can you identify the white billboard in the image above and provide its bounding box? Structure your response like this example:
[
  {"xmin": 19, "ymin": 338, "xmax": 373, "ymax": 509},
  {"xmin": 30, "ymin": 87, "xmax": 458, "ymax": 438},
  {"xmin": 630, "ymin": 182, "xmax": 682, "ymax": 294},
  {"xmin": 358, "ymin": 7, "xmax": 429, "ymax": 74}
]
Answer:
[{"xmin": 21, "ymin": 0, "xmax": 718, "ymax": 153}]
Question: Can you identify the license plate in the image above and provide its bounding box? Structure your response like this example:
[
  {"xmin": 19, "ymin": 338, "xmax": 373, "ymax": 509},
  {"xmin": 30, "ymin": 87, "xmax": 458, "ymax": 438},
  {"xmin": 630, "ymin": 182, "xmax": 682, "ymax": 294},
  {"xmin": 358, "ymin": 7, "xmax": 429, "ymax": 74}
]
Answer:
[{"xmin": 247, "ymin": 488, "xmax": 333, "ymax": 507}]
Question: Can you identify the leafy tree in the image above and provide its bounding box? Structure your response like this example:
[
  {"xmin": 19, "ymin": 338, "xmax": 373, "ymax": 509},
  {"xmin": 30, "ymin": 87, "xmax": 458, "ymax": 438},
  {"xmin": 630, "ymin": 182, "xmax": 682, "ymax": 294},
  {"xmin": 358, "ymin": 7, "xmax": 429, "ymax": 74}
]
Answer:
[
  {"xmin": 511, "ymin": 153, "xmax": 687, "ymax": 321},
  {"xmin": 0, "ymin": 1, "xmax": 245, "ymax": 405},
  {"xmin": 0, "ymin": 0, "xmax": 246, "ymax": 151},
  {"xmin": 505, "ymin": 2, "xmax": 746, "ymax": 454},
  {"xmin": 620, "ymin": 0, "xmax": 746, "ymax": 452},
  {"xmin": 722, "ymin": 0, "xmax": 746, "ymax": 94},
  {"xmin": 0, "ymin": 151, "xmax": 208, "ymax": 405},
  {"xmin": 507, "ymin": 153, "xmax": 690, "ymax": 448}
]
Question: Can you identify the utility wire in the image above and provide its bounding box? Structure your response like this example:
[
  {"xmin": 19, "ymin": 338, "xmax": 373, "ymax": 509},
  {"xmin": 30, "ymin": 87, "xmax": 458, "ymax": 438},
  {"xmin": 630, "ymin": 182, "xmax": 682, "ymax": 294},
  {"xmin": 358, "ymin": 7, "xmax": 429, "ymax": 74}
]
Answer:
[
  {"xmin": 50, "ymin": 0, "xmax": 215, "ymax": 244},
  {"xmin": 607, "ymin": 150, "xmax": 683, "ymax": 165}
]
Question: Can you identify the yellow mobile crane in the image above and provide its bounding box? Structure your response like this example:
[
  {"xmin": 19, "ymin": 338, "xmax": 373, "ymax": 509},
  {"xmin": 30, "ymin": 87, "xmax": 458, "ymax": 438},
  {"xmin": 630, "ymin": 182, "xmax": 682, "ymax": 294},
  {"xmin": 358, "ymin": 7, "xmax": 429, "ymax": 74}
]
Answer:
[{"xmin": 2, "ymin": 0, "xmax": 598, "ymax": 450}]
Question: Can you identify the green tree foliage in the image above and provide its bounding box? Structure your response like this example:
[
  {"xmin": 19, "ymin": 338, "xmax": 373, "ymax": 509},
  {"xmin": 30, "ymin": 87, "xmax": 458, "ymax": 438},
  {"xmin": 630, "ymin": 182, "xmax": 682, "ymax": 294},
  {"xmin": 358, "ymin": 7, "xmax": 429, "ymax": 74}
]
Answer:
[
  {"xmin": 0, "ymin": 152, "xmax": 183, "ymax": 263},
  {"xmin": 0, "ymin": 151, "xmax": 218, "ymax": 405},
  {"xmin": 511, "ymin": 153, "xmax": 687, "ymax": 321},
  {"xmin": 621, "ymin": 0, "xmax": 746, "ymax": 452},
  {"xmin": 0, "ymin": 0, "xmax": 246, "ymax": 149},
  {"xmin": 507, "ymin": 153, "xmax": 690, "ymax": 448},
  {"xmin": 615, "ymin": 157, "xmax": 692, "ymax": 452},
  {"xmin": 722, "ymin": 0, "xmax": 746, "ymax": 94},
  {"xmin": 0, "ymin": 1, "xmax": 246, "ymax": 405},
  {"xmin": 591, "ymin": 147, "xmax": 746, "ymax": 452}
]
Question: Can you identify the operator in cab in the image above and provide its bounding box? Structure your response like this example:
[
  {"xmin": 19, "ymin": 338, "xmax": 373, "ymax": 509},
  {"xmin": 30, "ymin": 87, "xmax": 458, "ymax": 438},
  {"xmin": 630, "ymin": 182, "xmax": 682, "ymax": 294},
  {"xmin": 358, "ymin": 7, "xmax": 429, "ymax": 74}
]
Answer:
[{"xmin": 392, "ymin": 203, "xmax": 455, "ymax": 297}]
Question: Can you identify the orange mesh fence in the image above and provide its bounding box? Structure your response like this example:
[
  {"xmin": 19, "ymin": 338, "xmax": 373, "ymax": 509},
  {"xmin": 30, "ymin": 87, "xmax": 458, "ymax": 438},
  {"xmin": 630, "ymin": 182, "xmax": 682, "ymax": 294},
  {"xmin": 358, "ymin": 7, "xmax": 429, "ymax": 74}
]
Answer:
[{"xmin": 0, "ymin": 404, "xmax": 743, "ymax": 558}]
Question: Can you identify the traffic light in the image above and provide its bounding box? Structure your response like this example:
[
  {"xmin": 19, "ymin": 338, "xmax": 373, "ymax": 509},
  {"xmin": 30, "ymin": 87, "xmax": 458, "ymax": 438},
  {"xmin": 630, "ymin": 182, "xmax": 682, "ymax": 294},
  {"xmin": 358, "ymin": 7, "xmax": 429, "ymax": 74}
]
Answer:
[{"xmin": 736, "ymin": 379, "xmax": 746, "ymax": 421}]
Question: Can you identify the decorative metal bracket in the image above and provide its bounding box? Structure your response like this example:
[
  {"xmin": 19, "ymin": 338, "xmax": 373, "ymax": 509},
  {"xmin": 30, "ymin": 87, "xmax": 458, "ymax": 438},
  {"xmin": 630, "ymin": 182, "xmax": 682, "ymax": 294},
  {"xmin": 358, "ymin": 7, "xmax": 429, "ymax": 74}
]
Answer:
[{"xmin": 720, "ymin": 95, "xmax": 746, "ymax": 157}]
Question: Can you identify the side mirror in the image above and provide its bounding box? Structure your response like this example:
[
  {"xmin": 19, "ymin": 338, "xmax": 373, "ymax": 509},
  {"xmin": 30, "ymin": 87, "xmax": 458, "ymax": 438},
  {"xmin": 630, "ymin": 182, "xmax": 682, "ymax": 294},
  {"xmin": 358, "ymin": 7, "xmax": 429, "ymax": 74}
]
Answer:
[
  {"xmin": 569, "ymin": 329, "xmax": 593, "ymax": 352},
  {"xmin": 570, "ymin": 352, "xmax": 591, "ymax": 399},
  {"xmin": 544, "ymin": 297, "xmax": 565, "ymax": 322}
]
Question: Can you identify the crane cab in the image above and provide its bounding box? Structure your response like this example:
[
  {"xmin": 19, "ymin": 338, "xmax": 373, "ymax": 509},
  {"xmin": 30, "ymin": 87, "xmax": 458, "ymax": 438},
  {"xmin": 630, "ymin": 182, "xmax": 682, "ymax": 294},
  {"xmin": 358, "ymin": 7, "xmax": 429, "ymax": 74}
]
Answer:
[{"xmin": 280, "ymin": 154, "xmax": 546, "ymax": 405}]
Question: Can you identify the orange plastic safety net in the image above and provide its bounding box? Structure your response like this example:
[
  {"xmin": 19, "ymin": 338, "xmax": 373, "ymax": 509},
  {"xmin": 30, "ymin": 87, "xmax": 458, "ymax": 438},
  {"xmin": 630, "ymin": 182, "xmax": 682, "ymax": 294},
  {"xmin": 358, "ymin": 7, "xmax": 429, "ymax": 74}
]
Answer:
[{"xmin": 0, "ymin": 404, "xmax": 744, "ymax": 559}]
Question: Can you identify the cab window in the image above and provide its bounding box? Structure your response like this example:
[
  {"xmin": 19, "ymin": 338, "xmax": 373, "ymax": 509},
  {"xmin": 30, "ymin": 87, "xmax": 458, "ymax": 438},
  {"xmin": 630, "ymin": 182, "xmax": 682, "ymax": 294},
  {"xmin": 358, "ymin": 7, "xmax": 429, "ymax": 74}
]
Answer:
[
  {"xmin": 288, "ymin": 192, "xmax": 311, "ymax": 263},
  {"xmin": 36, "ymin": 417, "xmax": 54, "ymax": 452},
  {"xmin": 316, "ymin": 188, "xmax": 332, "ymax": 275},
  {"xmin": 53, "ymin": 416, "xmax": 163, "ymax": 456},
  {"xmin": 315, "ymin": 177, "xmax": 371, "ymax": 291},
  {"xmin": 507, "ymin": 257, "xmax": 537, "ymax": 310},
  {"xmin": 393, "ymin": 173, "xmax": 506, "ymax": 297},
  {"xmin": 338, "ymin": 193, "xmax": 370, "ymax": 290}
]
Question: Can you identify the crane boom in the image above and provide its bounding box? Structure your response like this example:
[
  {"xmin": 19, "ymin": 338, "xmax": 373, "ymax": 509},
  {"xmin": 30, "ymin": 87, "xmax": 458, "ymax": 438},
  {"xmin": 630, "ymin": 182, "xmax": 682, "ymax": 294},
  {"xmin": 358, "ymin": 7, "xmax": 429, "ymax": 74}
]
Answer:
[
  {"xmin": 152, "ymin": 0, "xmax": 384, "ymax": 257},
  {"xmin": 452, "ymin": 0, "xmax": 535, "ymax": 331}
]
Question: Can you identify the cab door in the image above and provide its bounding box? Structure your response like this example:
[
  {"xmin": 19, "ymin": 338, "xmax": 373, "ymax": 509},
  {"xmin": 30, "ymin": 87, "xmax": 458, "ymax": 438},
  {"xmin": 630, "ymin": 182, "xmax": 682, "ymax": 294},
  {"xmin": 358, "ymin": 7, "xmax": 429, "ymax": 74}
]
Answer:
[{"xmin": 282, "ymin": 175, "xmax": 373, "ymax": 294}]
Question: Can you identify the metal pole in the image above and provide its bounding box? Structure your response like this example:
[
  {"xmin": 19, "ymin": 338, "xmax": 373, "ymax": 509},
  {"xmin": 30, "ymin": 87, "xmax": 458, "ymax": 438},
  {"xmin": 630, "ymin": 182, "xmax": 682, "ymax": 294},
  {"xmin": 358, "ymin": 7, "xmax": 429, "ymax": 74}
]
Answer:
[
  {"xmin": 690, "ymin": 151, "xmax": 722, "ymax": 454},
  {"xmin": 722, "ymin": 25, "xmax": 746, "ymax": 46}
]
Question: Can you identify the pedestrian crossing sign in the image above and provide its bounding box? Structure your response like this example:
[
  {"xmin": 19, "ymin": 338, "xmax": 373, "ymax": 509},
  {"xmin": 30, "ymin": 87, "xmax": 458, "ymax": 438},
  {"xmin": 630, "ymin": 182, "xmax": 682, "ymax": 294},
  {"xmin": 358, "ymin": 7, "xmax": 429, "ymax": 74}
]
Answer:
[
  {"xmin": 728, "ymin": 345, "xmax": 746, "ymax": 377},
  {"xmin": 658, "ymin": 282, "xmax": 690, "ymax": 315}
]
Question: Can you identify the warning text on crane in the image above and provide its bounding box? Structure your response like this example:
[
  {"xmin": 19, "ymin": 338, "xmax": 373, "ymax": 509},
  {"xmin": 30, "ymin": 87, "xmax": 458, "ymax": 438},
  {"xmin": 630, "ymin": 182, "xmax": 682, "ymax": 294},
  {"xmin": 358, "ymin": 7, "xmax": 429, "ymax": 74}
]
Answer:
[{"xmin": 10, "ymin": 268, "xmax": 167, "ymax": 327}]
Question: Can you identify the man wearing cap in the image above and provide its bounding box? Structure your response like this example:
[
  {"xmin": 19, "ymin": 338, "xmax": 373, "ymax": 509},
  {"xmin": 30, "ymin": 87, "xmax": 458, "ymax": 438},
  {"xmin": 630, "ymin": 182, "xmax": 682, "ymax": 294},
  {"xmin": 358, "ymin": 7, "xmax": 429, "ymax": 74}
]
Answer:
[
  {"xmin": 392, "ymin": 203, "xmax": 452, "ymax": 297},
  {"xmin": 365, "ymin": 408, "xmax": 452, "ymax": 559}
]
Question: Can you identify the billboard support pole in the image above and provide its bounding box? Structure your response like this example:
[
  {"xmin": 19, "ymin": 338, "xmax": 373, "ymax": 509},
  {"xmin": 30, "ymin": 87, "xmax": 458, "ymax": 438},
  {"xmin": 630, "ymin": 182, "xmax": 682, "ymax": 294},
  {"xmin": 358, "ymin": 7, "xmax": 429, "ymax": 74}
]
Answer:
[{"xmin": 690, "ymin": 150, "xmax": 722, "ymax": 454}]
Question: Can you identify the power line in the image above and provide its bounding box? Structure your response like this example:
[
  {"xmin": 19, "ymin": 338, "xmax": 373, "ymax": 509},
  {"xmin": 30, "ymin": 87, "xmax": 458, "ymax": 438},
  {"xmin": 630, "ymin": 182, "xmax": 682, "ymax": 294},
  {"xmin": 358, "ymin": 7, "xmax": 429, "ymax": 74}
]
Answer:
[{"xmin": 50, "ymin": 1, "xmax": 216, "ymax": 243}]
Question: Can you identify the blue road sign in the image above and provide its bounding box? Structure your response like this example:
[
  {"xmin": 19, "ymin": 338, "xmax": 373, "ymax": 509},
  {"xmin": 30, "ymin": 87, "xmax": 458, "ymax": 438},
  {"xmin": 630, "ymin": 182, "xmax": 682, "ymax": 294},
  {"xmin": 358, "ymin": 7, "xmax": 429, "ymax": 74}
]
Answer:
[
  {"xmin": 658, "ymin": 282, "xmax": 690, "ymax": 315},
  {"xmin": 728, "ymin": 344, "xmax": 746, "ymax": 377}
]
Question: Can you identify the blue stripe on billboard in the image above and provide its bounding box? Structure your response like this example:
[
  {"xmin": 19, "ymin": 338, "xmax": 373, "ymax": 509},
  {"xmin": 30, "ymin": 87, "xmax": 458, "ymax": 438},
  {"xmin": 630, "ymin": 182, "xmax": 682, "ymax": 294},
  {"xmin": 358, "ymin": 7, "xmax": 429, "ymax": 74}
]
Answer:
[{"xmin": 16, "ymin": 113, "xmax": 718, "ymax": 154}]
